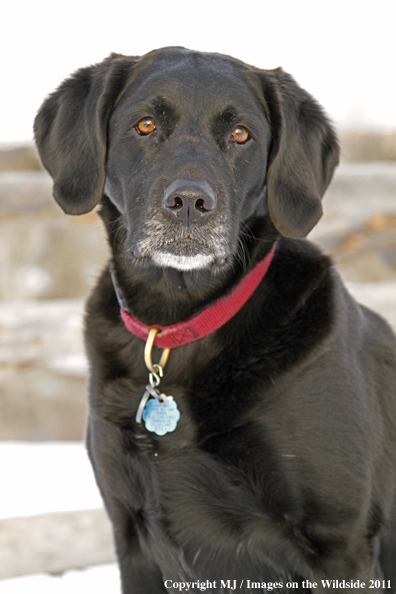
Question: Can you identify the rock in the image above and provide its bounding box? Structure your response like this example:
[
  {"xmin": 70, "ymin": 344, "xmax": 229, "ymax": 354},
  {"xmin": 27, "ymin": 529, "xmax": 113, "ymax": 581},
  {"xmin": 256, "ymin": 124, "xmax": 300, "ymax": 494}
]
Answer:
[
  {"xmin": 311, "ymin": 162, "xmax": 396, "ymax": 281},
  {"xmin": 0, "ymin": 171, "xmax": 110, "ymax": 300},
  {"xmin": 0, "ymin": 170, "xmax": 53, "ymax": 211},
  {"xmin": 347, "ymin": 282, "xmax": 396, "ymax": 330},
  {"xmin": 0, "ymin": 300, "xmax": 88, "ymax": 440},
  {"xmin": 340, "ymin": 130, "xmax": 396, "ymax": 162},
  {"xmin": 0, "ymin": 145, "xmax": 41, "ymax": 171},
  {"xmin": 0, "ymin": 508, "xmax": 115, "ymax": 579}
]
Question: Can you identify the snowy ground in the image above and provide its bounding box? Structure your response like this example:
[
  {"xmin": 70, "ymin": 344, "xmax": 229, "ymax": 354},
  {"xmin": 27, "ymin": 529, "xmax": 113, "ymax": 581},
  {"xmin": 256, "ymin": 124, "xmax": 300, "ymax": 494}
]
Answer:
[
  {"xmin": 1, "ymin": 564, "xmax": 120, "ymax": 593},
  {"xmin": 1, "ymin": 442, "xmax": 101, "ymax": 518},
  {"xmin": 0, "ymin": 442, "xmax": 120, "ymax": 592}
]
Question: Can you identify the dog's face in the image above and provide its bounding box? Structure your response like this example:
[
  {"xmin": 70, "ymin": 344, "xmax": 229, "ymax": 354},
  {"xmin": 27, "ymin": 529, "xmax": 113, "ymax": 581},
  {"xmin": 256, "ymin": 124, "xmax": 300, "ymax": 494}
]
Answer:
[
  {"xmin": 105, "ymin": 50, "xmax": 271, "ymax": 272},
  {"xmin": 34, "ymin": 48, "xmax": 339, "ymax": 274}
]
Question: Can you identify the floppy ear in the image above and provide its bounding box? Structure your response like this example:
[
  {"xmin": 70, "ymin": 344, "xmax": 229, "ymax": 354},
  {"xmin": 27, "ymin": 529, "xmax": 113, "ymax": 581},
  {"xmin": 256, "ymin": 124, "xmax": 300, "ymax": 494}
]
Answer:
[
  {"xmin": 34, "ymin": 54, "xmax": 137, "ymax": 215},
  {"xmin": 257, "ymin": 68, "xmax": 339, "ymax": 238}
]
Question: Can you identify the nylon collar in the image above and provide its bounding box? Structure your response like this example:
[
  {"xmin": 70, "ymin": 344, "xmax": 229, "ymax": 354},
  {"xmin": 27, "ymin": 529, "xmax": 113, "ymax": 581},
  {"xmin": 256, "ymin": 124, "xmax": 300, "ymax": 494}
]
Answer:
[{"xmin": 113, "ymin": 244, "xmax": 276, "ymax": 350}]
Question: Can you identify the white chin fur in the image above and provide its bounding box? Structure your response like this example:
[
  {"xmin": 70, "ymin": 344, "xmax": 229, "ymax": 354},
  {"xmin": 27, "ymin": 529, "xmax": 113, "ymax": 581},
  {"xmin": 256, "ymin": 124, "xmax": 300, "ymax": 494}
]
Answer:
[{"xmin": 151, "ymin": 251, "xmax": 214, "ymax": 271}]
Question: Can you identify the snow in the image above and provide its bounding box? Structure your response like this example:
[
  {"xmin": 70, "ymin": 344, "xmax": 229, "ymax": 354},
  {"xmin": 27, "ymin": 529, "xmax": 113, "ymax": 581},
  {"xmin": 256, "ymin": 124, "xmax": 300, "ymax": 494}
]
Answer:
[
  {"xmin": 0, "ymin": 441, "xmax": 120, "ymax": 592},
  {"xmin": 0, "ymin": 564, "xmax": 120, "ymax": 593},
  {"xmin": 0, "ymin": 442, "xmax": 102, "ymax": 518}
]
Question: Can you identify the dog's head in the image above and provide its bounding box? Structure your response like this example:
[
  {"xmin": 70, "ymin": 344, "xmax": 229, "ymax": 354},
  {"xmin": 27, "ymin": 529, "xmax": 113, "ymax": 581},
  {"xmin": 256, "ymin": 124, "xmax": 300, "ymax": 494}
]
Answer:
[{"xmin": 34, "ymin": 48, "xmax": 339, "ymax": 273}]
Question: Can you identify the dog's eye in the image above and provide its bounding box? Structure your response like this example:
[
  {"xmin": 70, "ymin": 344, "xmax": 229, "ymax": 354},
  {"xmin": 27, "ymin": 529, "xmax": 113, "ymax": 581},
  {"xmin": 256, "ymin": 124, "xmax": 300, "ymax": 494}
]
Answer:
[
  {"xmin": 231, "ymin": 126, "xmax": 250, "ymax": 144},
  {"xmin": 136, "ymin": 118, "xmax": 156, "ymax": 135}
]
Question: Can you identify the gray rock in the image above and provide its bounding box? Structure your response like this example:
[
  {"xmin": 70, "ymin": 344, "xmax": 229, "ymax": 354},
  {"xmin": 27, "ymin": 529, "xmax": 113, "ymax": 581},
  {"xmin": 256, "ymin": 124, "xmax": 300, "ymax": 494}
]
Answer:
[
  {"xmin": 347, "ymin": 282, "xmax": 396, "ymax": 331},
  {"xmin": 0, "ymin": 171, "xmax": 110, "ymax": 301},
  {"xmin": 0, "ymin": 508, "xmax": 115, "ymax": 579},
  {"xmin": 310, "ymin": 162, "xmax": 396, "ymax": 281},
  {"xmin": 0, "ymin": 170, "xmax": 53, "ymax": 211},
  {"xmin": 0, "ymin": 300, "xmax": 88, "ymax": 440},
  {"xmin": 314, "ymin": 162, "xmax": 396, "ymax": 233}
]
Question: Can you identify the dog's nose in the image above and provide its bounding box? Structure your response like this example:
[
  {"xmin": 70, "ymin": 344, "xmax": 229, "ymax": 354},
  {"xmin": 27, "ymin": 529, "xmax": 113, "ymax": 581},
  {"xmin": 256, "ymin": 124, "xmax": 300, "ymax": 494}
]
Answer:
[{"xmin": 162, "ymin": 179, "xmax": 217, "ymax": 226}]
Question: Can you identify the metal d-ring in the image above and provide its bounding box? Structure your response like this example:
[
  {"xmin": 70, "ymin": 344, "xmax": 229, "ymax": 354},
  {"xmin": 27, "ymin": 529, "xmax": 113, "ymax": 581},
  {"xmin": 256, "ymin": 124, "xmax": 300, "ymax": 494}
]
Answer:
[{"xmin": 144, "ymin": 328, "xmax": 171, "ymax": 374}]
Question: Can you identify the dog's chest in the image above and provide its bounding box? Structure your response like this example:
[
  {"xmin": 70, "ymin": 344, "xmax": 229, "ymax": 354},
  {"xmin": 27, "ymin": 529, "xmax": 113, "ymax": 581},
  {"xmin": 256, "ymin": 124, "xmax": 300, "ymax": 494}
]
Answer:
[
  {"xmin": 125, "ymin": 394, "xmax": 302, "ymax": 583},
  {"xmin": 130, "ymin": 364, "xmax": 297, "ymax": 513}
]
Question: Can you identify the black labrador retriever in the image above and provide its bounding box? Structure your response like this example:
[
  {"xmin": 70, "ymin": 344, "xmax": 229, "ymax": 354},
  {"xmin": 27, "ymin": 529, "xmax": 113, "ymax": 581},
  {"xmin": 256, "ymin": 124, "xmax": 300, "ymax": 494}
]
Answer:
[{"xmin": 34, "ymin": 48, "xmax": 396, "ymax": 593}]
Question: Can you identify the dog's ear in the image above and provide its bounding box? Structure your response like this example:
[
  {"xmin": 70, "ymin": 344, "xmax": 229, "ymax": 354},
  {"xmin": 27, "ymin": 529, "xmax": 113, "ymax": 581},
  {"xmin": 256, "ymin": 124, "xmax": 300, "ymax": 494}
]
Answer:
[
  {"xmin": 256, "ymin": 68, "xmax": 339, "ymax": 238},
  {"xmin": 34, "ymin": 54, "xmax": 138, "ymax": 215}
]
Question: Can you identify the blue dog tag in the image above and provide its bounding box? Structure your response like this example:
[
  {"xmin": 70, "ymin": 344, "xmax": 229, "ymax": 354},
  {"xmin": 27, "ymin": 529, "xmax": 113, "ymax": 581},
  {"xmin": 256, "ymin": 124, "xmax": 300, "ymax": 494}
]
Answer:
[{"xmin": 143, "ymin": 395, "xmax": 180, "ymax": 436}]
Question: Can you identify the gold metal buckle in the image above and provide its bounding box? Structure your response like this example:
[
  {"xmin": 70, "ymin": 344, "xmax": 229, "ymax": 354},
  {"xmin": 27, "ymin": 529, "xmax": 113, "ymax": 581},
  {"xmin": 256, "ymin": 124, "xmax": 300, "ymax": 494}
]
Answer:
[{"xmin": 144, "ymin": 328, "xmax": 171, "ymax": 373}]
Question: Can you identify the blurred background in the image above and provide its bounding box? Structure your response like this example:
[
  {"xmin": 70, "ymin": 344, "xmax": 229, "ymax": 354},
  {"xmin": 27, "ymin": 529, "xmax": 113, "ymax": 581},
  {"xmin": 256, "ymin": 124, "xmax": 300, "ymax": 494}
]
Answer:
[{"xmin": 1, "ymin": 0, "xmax": 396, "ymax": 590}]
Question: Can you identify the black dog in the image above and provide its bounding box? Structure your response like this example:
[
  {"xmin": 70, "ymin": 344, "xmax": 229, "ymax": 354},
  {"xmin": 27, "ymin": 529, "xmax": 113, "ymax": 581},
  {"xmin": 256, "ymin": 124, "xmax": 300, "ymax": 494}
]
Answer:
[{"xmin": 34, "ymin": 48, "xmax": 396, "ymax": 593}]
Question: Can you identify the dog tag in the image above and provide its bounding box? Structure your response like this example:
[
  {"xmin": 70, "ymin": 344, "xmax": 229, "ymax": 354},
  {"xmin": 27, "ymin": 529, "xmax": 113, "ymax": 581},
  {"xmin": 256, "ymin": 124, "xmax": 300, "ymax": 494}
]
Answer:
[{"xmin": 143, "ymin": 395, "xmax": 180, "ymax": 436}]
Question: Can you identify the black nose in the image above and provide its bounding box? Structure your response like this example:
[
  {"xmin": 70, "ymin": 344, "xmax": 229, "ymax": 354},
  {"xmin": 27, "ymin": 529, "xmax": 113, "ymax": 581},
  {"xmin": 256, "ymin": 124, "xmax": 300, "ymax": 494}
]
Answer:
[{"xmin": 162, "ymin": 179, "xmax": 217, "ymax": 226}]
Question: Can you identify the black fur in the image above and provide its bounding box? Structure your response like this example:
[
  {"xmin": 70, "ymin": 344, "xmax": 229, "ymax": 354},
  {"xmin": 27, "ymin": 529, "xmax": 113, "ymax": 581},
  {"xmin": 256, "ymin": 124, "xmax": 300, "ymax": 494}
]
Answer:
[{"xmin": 34, "ymin": 48, "xmax": 396, "ymax": 593}]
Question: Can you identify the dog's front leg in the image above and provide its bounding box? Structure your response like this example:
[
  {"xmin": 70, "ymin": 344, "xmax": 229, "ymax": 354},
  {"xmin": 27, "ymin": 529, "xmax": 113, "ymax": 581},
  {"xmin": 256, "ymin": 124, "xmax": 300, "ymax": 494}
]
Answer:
[
  {"xmin": 112, "ymin": 522, "xmax": 167, "ymax": 594},
  {"xmin": 86, "ymin": 415, "xmax": 168, "ymax": 594}
]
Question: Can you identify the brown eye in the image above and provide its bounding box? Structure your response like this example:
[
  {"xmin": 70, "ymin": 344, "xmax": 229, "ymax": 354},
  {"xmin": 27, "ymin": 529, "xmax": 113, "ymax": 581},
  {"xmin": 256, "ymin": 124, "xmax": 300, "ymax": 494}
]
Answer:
[
  {"xmin": 136, "ymin": 117, "xmax": 156, "ymax": 135},
  {"xmin": 231, "ymin": 126, "xmax": 250, "ymax": 144}
]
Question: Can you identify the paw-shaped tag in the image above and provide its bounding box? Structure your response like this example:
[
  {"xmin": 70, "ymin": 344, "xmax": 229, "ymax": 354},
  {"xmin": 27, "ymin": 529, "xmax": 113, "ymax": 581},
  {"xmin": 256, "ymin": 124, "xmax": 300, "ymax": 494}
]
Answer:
[{"xmin": 143, "ymin": 396, "xmax": 180, "ymax": 436}]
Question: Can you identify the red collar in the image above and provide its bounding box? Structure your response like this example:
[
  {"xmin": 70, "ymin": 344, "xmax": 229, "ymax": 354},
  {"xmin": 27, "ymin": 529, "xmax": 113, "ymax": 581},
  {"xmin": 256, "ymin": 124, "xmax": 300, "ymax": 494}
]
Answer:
[{"xmin": 119, "ymin": 244, "xmax": 276, "ymax": 349}]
